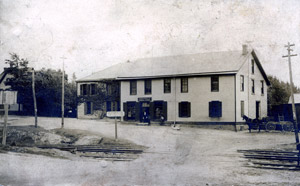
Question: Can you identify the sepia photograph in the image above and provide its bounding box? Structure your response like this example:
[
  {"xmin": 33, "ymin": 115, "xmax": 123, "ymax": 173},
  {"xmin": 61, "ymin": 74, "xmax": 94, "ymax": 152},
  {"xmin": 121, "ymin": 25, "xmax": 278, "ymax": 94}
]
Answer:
[{"xmin": 1, "ymin": 0, "xmax": 300, "ymax": 185}]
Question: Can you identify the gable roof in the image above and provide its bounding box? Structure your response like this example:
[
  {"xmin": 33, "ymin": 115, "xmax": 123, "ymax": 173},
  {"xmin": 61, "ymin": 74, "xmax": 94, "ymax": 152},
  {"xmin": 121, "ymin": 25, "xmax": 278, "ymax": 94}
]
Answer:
[
  {"xmin": 0, "ymin": 71, "xmax": 7, "ymax": 84},
  {"xmin": 251, "ymin": 50, "xmax": 271, "ymax": 86},
  {"xmin": 77, "ymin": 49, "xmax": 270, "ymax": 85}
]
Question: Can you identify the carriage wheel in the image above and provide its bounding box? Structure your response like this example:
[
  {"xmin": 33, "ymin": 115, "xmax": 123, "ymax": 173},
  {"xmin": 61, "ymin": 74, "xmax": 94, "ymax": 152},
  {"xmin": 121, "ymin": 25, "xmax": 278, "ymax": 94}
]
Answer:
[
  {"xmin": 282, "ymin": 122, "xmax": 294, "ymax": 132},
  {"xmin": 283, "ymin": 124, "xmax": 290, "ymax": 132},
  {"xmin": 266, "ymin": 122, "xmax": 276, "ymax": 131}
]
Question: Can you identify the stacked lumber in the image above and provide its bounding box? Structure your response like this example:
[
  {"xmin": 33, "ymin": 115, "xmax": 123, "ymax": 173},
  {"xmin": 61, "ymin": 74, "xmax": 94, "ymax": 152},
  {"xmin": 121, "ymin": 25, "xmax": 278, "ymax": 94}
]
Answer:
[{"xmin": 238, "ymin": 149, "xmax": 300, "ymax": 171}]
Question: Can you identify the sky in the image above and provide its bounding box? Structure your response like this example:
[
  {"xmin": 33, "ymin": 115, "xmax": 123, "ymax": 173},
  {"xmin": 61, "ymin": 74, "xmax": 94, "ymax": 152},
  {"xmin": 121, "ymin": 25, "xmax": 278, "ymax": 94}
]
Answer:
[{"xmin": 0, "ymin": 0, "xmax": 300, "ymax": 86}]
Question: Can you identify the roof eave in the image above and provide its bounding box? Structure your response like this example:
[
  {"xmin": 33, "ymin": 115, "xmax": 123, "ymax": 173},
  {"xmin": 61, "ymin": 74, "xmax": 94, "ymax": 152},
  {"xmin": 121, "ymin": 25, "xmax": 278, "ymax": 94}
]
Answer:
[
  {"xmin": 76, "ymin": 78, "xmax": 117, "ymax": 83},
  {"xmin": 251, "ymin": 50, "xmax": 271, "ymax": 86},
  {"xmin": 116, "ymin": 71, "xmax": 238, "ymax": 80}
]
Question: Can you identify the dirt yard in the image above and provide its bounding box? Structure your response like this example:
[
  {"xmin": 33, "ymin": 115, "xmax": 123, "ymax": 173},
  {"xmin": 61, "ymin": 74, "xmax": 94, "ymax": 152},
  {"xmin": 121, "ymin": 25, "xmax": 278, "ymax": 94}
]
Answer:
[{"xmin": 1, "ymin": 116, "xmax": 300, "ymax": 185}]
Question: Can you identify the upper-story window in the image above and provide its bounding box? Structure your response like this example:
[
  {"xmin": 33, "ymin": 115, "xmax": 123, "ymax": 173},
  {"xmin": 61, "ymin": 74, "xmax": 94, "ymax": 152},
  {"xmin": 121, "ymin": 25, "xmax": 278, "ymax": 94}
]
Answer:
[
  {"xmin": 80, "ymin": 84, "xmax": 96, "ymax": 95},
  {"xmin": 164, "ymin": 78, "xmax": 171, "ymax": 93},
  {"xmin": 251, "ymin": 59, "xmax": 255, "ymax": 74},
  {"xmin": 261, "ymin": 80, "xmax": 264, "ymax": 95},
  {"xmin": 130, "ymin": 80, "xmax": 137, "ymax": 95},
  {"xmin": 251, "ymin": 79, "xmax": 255, "ymax": 94},
  {"xmin": 211, "ymin": 76, "xmax": 219, "ymax": 92},
  {"xmin": 91, "ymin": 84, "xmax": 96, "ymax": 95},
  {"xmin": 106, "ymin": 84, "xmax": 112, "ymax": 95},
  {"xmin": 144, "ymin": 79, "xmax": 152, "ymax": 95},
  {"xmin": 80, "ymin": 84, "xmax": 87, "ymax": 95},
  {"xmin": 181, "ymin": 78, "xmax": 188, "ymax": 93},
  {"xmin": 240, "ymin": 75, "xmax": 244, "ymax": 92}
]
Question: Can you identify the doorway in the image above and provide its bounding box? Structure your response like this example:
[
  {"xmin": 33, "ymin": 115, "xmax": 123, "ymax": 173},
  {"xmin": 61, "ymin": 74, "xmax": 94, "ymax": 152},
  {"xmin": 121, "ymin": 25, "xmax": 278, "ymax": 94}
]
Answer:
[
  {"xmin": 140, "ymin": 101, "xmax": 150, "ymax": 123},
  {"xmin": 256, "ymin": 101, "xmax": 260, "ymax": 119}
]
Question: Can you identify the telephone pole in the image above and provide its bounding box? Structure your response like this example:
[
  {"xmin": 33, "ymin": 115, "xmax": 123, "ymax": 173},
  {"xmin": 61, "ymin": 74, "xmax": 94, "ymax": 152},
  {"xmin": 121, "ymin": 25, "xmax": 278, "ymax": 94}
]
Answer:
[
  {"xmin": 283, "ymin": 42, "xmax": 299, "ymax": 143},
  {"xmin": 60, "ymin": 56, "xmax": 66, "ymax": 128},
  {"xmin": 30, "ymin": 68, "xmax": 38, "ymax": 128}
]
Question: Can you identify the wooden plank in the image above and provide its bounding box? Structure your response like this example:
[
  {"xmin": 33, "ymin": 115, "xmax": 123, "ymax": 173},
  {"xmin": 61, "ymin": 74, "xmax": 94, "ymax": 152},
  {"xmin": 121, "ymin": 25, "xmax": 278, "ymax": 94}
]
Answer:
[{"xmin": 252, "ymin": 162, "xmax": 298, "ymax": 167}]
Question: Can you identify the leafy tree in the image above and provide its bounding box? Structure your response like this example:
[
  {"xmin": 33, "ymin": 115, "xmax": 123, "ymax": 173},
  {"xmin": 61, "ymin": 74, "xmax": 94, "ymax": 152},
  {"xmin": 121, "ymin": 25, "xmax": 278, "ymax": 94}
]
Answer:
[
  {"xmin": 4, "ymin": 53, "xmax": 77, "ymax": 117},
  {"xmin": 268, "ymin": 75, "xmax": 300, "ymax": 106},
  {"xmin": 4, "ymin": 53, "xmax": 32, "ymax": 112}
]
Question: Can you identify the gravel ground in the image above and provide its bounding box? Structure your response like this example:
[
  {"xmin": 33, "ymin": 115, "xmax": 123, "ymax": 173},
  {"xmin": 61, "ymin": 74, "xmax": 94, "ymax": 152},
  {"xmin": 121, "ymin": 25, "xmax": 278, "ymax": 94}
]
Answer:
[{"xmin": 1, "ymin": 116, "xmax": 300, "ymax": 186}]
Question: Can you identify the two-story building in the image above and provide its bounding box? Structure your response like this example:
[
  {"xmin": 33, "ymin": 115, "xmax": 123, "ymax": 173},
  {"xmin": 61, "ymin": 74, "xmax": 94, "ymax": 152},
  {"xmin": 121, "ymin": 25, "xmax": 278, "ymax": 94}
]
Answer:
[{"xmin": 77, "ymin": 45, "xmax": 270, "ymax": 127}]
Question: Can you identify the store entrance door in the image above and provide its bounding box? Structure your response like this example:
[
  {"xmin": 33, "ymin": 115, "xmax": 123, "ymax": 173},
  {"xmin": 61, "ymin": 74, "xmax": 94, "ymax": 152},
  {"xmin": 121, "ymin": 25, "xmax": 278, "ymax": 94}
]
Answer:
[{"xmin": 140, "ymin": 101, "xmax": 150, "ymax": 123}]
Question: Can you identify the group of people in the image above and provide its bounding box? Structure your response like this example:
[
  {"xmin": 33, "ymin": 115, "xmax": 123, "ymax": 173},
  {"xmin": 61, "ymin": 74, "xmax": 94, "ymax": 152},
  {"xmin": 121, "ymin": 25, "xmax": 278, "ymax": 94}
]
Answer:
[{"xmin": 142, "ymin": 111, "xmax": 165, "ymax": 126}]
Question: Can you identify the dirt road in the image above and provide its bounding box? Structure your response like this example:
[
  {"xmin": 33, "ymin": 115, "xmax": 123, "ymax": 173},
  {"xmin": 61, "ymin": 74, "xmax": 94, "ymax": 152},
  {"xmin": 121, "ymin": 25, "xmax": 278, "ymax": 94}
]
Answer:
[{"xmin": 1, "ymin": 116, "xmax": 300, "ymax": 185}]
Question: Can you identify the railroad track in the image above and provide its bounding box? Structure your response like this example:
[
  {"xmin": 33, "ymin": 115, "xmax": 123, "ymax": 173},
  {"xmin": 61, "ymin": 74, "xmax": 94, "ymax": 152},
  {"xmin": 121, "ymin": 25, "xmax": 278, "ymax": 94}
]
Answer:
[
  {"xmin": 238, "ymin": 149, "xmax": 300, "ymax": 171},
  {"xmin": 36, "ymin": 144, "xmax": 145, "ymax": 154},
  {"xmin": 8, "ymin": 144, "xmax": 146, "ymax": 161}
]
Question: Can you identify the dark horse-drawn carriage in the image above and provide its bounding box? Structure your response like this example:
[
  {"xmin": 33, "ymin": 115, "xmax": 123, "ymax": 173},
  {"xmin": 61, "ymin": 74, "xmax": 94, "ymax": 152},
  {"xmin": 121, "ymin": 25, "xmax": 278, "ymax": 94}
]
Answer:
[{"xmin": 242, "ymin": 115, "xmax": 295, "ymax": 133}]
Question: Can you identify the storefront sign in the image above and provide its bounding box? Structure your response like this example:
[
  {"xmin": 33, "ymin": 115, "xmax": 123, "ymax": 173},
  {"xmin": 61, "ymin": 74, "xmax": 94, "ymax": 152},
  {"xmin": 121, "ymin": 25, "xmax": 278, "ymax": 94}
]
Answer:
[
  {"xmin": 107, "ymin": 111, "xmax": 124, "ymax": 117},
  {"xmin": 138, "ymin": 97, "xmax": 152, "ymax": 102},
  {"xmin": 0, "ymin": 91, "xmax": 17, "ymax": 105}
]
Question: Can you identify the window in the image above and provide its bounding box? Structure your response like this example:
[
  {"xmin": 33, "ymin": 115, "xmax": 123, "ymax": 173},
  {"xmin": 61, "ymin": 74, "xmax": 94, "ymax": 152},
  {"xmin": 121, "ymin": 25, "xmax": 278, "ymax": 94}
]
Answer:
[
  {"xmin": 111, "ymin": 102, "xmax": 118, "ymax": 111},
  {"xmin": 91, "ymin": 84, "xmax": 96, "ymax": 95},
  {"xmin": 127, "ymin": 102, "xmax": 136, "ymax": 120},
  {"xmin": 251, "ymin": 59, "xmax": 255, "ymax": 74},
  {"xmin": 261, "ymin": 80, "xmax": 264, "ymax": 95},
  {"xmin": 80, "ymin": 84, "xmax": 96, "ymax": 95},
  {"xmin": 179, "ymin": 102, "xmax": 191, "ymax": 117},
  {"xmin": 80, "ymin": 84, "xmax": 87, "ymax": 95},
  {"xmin": 241, "ymin": 101, "xmax": 244, "ymax": 117},
  {"xmin": 240, "ymin": 75, "xmax": 244, "ymax": 92},
  {"xmin": 154, "ymin": 101, "xmax": 163, "ymax": 120},
  {"xmin": 107, "ymin": 101, "xmax": 120, "ymax": 111},
  {"xmin": 144, "ymin": 79, "xmax": 152, "ymax": 95},
  {"xmin": 87, "ymin": 84, "xmax": 91, "ymax": 95},
  {"xmin": 211, "ymin": 76, "xmax": 219, "ymax": 92},
  {"xmin": 164, "ymin": 78, "xmax": 171, "ymax": 93},
  {"xmin": 80, "ymin": 84, "xmax": 83, "ymax": 95},
  {"xmin": 181, "ymin": 78, "xmax": 188, "ymax": 93},
  {"xmin": 209, "ymin": 101, "xmax": 222, "ymax": 117},
  {"xmin": 85, "ymin": 102, "xmax": 93, "ymax": 115},
  {"xmin": 251, "ymin": 79, "xmax": 255, "ymax": 94},
  {"xmin": 107, "ymin": 84, "xmax": 112, "ymax": 95},
  {"xmin": 130, "ymin": 80, "xmax": 137, "ymax": 95}
]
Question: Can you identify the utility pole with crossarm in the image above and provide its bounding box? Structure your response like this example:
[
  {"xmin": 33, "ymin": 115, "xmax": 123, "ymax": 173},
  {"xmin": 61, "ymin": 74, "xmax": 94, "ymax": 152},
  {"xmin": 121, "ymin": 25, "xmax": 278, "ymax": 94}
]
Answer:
[
  {"xmin": 283, "ymin": 42, "xmax": 299, "ymax": 143},
  {"xmin": 60, "ymin": 56, "xmax": 66, "ymax": 128}
]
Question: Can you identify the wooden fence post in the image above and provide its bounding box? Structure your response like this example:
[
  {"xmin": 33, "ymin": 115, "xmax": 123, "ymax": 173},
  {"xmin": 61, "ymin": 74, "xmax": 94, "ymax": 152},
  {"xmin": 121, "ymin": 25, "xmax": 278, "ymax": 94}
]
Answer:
[{"xmin": 2, "ymin": 104, "xmax": 8, "ymax": 145}]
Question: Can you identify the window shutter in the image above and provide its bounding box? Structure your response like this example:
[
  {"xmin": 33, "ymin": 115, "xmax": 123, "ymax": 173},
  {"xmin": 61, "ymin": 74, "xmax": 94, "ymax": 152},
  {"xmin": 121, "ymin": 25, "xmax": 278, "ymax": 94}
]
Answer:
[
  {"xmin": 117, "ymin": 102, "xmax": 120, "ymax": 111},
  {"xmin": 84, "ymin": 102, "xmax": 87, "ymax": 115},
  {"xmin": 80, "ymin": 85, "xmax": 83, "ymax": 95},
  {"xmin": 149, "ymin": 102, "xmax": 154, "ymax": 121},
  {"xmin": 123, "ymin": 102, "xmax": 128, "ymax": 121},
  {"xmin": 135, "ymin": 102, "xmax": 140, "ymax": 122},
  {"xmin": 187, "ymin": 102, "xmax": 191, "ymax": 117},
  {"xmin": 91, "ymin": 102, "xmax": 94, "ymax": 114},
  {"xmin": 217, "ymin": 101, "xmax": 222, "ymax": 117},
  {"xmin": 163, "ymin": 101, "xmax": 168, "ymax": 120},
  {"xmin": 209, "ymin": 102, "xmax": 212, "ymax": 117},
  {"xmin": 179, "ymin": 102, "xmax": 182, "ymax": 117},
  {"xmin": 106, "ymin": 101, "xmax": 111, "ymax": 112}
]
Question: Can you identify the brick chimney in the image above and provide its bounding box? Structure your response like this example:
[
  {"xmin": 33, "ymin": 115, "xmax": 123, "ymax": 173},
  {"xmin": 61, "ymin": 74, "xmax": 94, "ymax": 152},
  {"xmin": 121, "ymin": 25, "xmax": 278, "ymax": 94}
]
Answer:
[{"xmin": 242, "ymin": 44, "xmax": 248, "ymax": 55}]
